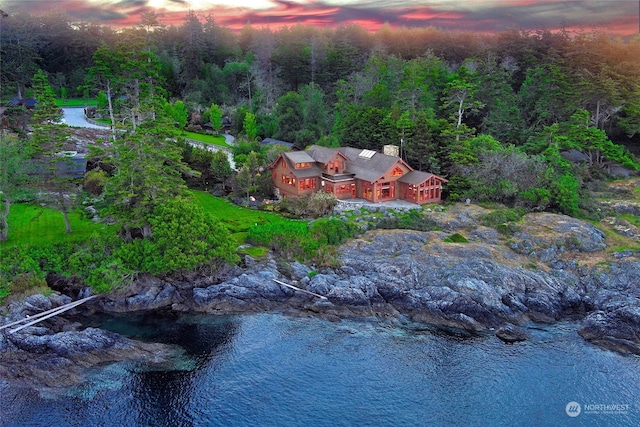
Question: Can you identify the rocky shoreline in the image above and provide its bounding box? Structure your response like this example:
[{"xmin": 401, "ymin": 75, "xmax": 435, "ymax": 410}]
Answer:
[{"xmin": 2, "ymin": 204, "xmax": 640, "ymax": 389}]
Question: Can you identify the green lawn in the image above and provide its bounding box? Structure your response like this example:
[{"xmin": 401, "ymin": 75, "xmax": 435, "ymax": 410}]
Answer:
[
  {"xmin": 0, "ymin": 204, "xmax": 116, "ymax": 249},
  {"xmin": 55, "ymin": 98, "xmax": 97, "ymax": 107},
  {"xmin": 191, "ymin": 190, "xmax": 294, "ymax": 244},
  {"xmin": 182, "ymin": 131, "xmax": 230, "ymax": 148}
]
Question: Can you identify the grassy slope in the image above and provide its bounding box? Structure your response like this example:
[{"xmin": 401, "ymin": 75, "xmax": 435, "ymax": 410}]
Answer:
[
  {"xmin": 191, "ymin": 190, "xmax": 292, "ymax": 244},
  {"xmin": 0, "ymin": 204, "xmax": 116, "ymax": 249}
]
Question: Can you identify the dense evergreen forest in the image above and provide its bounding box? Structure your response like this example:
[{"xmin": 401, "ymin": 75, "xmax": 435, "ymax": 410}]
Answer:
[
  {"xmin": 2, "ymin": 10, "xmax": 640, "ymax": 293},
  {"xmin": 2, "ymin": 10, "xmax": 640, "ymax": 211}
]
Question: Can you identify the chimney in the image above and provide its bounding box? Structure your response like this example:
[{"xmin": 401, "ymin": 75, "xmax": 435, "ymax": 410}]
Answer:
[{"xmin": 383, "ymin": 145, "xmax": 399, "ymax": 157}]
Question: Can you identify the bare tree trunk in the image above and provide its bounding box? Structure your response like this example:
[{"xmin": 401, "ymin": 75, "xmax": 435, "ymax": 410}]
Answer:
[
  {"xmin": 0, "ymin": 197, "xmax": 10, "ymax": 241},
  {"xmin": 457, "ymin": 97, "xmax": 464, "ymax": 128},
  {"xmin": 58, "ymin": 191, "xmax": 72, "ymax": 234},
  {"xmin": 142, "ymin": 224, "xmax": 153, "ymax": 239},
  {"xmin": 247, "ymin": 73, "xmax": 252, "ymax": 111},
  {"xmin": 107, "ymin": 80, "xmax": 117, "ymax": 144}
]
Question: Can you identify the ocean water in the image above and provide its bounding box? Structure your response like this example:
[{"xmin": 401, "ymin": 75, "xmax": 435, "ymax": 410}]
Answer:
[{"xmin": 0, "ymin": 312, "xmax": 638, "ymax": 427}]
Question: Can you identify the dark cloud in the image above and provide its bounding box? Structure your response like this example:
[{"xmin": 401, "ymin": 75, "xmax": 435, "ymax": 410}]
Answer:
[
  {"xmin": 112, "ymin": 0, "xmax": 148, "ymax": 8},
  {"xmin": 0, "ymin": 0, "xmax": 636, "ymax": 34}
]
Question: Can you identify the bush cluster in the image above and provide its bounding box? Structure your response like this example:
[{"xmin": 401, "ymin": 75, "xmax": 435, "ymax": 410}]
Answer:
[
  {"xmin": 278, "ymin": 192, "xmax": 338, "ymax": 218},
  {"xmin": 246, "ymin": 217, "xmax": 357, "ymax": 265},
  {"xmin": 375, "ymin": 210, "xmax": 439, "ymax": 231},
  {"xmin": 481, "ymin": 208, "xmax": 526, "ymax": 235}
]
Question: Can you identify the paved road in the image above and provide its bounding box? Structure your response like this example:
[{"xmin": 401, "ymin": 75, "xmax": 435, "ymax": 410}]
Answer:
[
  {"xmin": 61, "ymin": 107, "xmax": 109, "ymax": 129},
  {"xmin": 222, "ymin": 132, "xmax": 235, "ymax": 146}
]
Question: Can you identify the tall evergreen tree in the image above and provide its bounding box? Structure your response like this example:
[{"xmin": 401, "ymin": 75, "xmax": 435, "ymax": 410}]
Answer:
[{"xmin": 30, "ymin": 69, "xmax": 75, "ymax": 233}]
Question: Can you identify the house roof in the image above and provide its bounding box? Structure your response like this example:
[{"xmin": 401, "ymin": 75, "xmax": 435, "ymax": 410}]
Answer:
[
  {"xmin": 9, "ymin": 98, "xmax": 37, "ymax": 108},
  {"xmin": 339, "ymin": 147, "xmax": 407, "ymax": 182},
  {"xmin": 398, "ymin": 171, "xmax": 434, "ymax": 185},
  {"xmin": 398, "ymin": 171, "xmax": 432, "ymax": 185},
  {"xmin": 271, "ymin": 144, "xmax": 446, "ymax": 184},
  {"xmin": 306, "ymin": 145, "xmax": 349, "ymax": 164},
  {"xmin": 281, "ymin": 151, "xmax": 323, "ymax": 178},
  {"xmin": 284, "ymin": 150, "xmax": 316, "ymax": 164}
]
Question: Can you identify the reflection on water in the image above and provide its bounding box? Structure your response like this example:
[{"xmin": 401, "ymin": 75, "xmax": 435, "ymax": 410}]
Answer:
[{"xmin": 1, "ymin": 313, "xmax": 639, "ymax": 427}]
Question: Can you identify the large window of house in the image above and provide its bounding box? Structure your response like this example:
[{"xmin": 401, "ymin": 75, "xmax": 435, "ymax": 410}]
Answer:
[
  {"xmin": 380, "ymin": 182, "xmax": 394, "ymax": 199},
  {"xmin": 299, "ymin": 178, "xmax": 317, "ymax": 190},
  {"xmin": 282, "ymin": 175, "xmax": 296, "ymax": 186},
  {"xmin": 336, "ymin": 184, "xmax": 352, "ymax": 194},
  {"xmin": 363, "ymin": 186, "xmax": 373, "ymax": 201}
]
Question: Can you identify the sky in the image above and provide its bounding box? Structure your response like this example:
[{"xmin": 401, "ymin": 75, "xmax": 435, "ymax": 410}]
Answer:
[{"xmin": 0, "ymin": 0, "xmax": 638, "ymax": 35}]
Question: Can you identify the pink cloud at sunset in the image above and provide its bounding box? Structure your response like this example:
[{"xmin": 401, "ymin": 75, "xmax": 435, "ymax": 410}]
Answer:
[{"xmin": 0, "ymin": 0, "xmax": 637, "ymax": 35}]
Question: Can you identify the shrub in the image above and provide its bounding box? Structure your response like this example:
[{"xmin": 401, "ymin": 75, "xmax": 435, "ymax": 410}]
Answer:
[
  {"xmin": 0, "ymin": 283, "xmax": 9, "ymax": 305},
  {"xmin": 310, "ymin": 218, "xmax": 358, "ymax": 245},
  {"xmin": 550, "ymin": 173, "xmax": 580, "ymax": 216},
  {"xmin": 444, "ymin": 233, "xmax": 469, "ymax": 243},
  {"xmin": 280, "ymin": 192, "xmax": 338, "ymax": 218},
  {"xmin": 481, "ymin": 208, "xmax": 525, "ymax": 236},
  {"xmin": 0, "ymin": 247, "xmax": 49, "ymax": 298},
  {"xmin": 83, "ymin": 169, "xmax": 109, "ymax": 195},
  {"xmin": 376, "ymin": 210, "xmax": 438, "ymax": 231},
  {"xmin": 307, "ymin": 192, "xmax": 338, "ymax": 217},
  {"xmin": 247, "ymin": 221, "xmax": 317, "ymax": 260},
  {"xmin": 518, "ymin": 187, "xmax": 551, "ymax": 210},
  {"xmin": 118, "ymin": 197, "xmax": 240, "ymax": 274}
]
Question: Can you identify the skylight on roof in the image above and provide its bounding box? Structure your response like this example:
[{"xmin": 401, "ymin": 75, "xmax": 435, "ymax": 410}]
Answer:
[{"xmin": 359, "ymin": 149, "xmax": 376, "ymax": 159}]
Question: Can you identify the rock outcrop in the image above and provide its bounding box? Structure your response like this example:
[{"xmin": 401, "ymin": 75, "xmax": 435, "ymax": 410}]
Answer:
[
  {"xmin": 0, "ymin": 294, "xmax": 182, "ymax": 389},
  {"xmin": 82, "ymin": 208, "xmax": 640, "ymax": 356}
]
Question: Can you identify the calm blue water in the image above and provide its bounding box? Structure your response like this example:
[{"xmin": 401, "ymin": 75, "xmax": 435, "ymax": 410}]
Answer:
[{"xmin": 0, "ymin": 312, "xmax": 638, "ymax": 427}]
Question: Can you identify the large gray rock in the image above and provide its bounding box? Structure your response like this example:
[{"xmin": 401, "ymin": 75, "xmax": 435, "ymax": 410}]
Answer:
[
  {"xmin": 512, "ymin": 213, "xmax": 606, "ymax": 256},
  {"xmin": 578, "ymin": 307, "xmax": 640, "ymax": 355},
  {"xmin": 496, "ymin": 323, "xmax": 531, "ymax": 343}
]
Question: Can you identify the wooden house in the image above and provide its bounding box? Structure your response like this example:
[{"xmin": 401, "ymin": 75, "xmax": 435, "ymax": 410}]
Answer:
[{"xmin": 268, "ymin": 145, "xmax": 447, "ymax": 204}]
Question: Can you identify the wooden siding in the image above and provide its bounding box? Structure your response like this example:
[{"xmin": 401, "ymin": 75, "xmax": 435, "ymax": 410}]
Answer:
[
  {"xmin": 399, "ymin": 177, "xmax": 445, "ymax": 205},
  {"xmin": 322, "ymin": 152, "xmax": 349, "ymax": 176},
  {"xmin": 270, "ymin": 159, "xmax": 303, "ymax": 197}
]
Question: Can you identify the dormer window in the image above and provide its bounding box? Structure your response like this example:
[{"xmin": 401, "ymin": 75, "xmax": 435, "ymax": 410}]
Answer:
[{"xmin": 295, "ymin": 162, "xmax": 312, "ymax": 169}]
